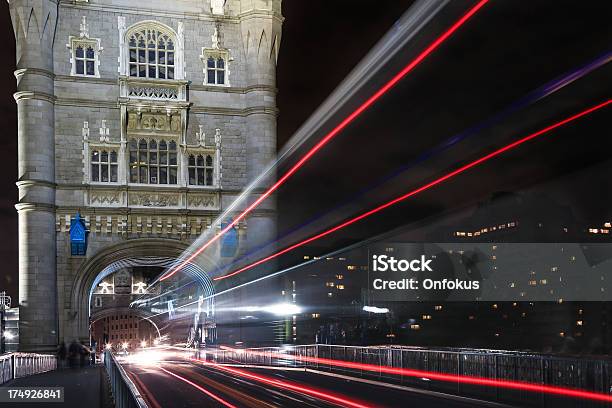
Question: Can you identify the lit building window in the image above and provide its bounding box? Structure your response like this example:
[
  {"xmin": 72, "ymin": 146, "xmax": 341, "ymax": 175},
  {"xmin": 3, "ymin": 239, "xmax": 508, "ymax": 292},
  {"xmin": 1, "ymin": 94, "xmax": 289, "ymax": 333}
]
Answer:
[
  {"xmin": 129, "ymin": 139, "xmax": 178, "ymax": 184},
  {"xmin": 434, "ymin": 305, "xmax": 443, "ymax": 311},
  {"xmin": 336, "ymin": 285, "xmax": 345, "ymax": 290},
  {"xmin": 422, "ymin": 315, "xmax": 432, "ymax": 320},
  {"xmin": 311, "ymin": 313, "xmax": 320, "ymax": 318},
  {"xmin": 347, "ymin": 265, "xmax": 356, "ymax": 271},
  {"xmin": 410, "ymin": 324, "xmax": 420, "ymax": 330},
  {"xmin": 327, "ymin": 292, "xmax": 333, "ymax": 297},
  {"xmin": 188, "ymin": 154, "xmax": 214, "ymax": 186},
  {"xmin": 336, "ymin": 274, "xmax": 344, "ymax": 280},
  {"xmin": 576, "ymin": 320, "xmax": 583, "ymax": 326},
  {"xmin": 91, "ymin": 150, "xmax": 118, "ymax": 183}
]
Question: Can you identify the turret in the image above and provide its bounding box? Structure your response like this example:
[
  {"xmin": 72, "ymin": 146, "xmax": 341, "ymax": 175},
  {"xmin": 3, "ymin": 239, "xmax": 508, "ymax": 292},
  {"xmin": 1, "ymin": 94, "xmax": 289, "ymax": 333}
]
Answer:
[{"xmin": 9, "ymin": 0, "xmax": 58, "ymax": 352}]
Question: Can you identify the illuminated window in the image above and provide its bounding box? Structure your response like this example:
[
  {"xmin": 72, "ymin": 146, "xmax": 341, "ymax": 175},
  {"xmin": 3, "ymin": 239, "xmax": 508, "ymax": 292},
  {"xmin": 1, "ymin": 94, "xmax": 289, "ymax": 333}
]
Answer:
[
  {"xmin": 410, "ymin": 324, "xmax": 420, "ymax": 330},
  {"xmin": 422, "ymin": 315, "xmax": 432, "ymax": 320},
  {"xmin": 337, "ymin": 285, "xmax": 345, "ymax": 290},
  {"xmin": 434, "ymin": 305, "xmax": 443, "ymax": 311},
  {"xmin": 336, "ymin": 274, "xmax": 344, "ymax": 280},
  {"xmin": 327, "ymin": 292, "xmax": 333, "ymax": 297},
  {"xmin": 347, "ymin": 265, "xmax": 356, "ymax": 271},
  {"xmin": 311, "ymin": 313, "xmax": 320, "ymax": 318},
  {"xmin": 576, "ymin": 320, "xmax": 583, "ymax": 326}
]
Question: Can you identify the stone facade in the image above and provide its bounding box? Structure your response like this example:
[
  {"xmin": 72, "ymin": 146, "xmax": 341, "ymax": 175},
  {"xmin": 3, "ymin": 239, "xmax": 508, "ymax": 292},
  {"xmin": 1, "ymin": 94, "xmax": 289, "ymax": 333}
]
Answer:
[{"xmin": 9, "ymin": 0, "xmax": 282, "ymax": 351}]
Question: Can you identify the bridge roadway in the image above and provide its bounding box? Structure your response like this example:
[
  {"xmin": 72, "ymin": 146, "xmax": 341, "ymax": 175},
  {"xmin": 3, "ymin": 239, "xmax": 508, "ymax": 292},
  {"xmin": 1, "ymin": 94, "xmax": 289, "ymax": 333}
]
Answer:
[{"xmin": 121, "ymin": 358, "xmax": 506, "ymax": 408}]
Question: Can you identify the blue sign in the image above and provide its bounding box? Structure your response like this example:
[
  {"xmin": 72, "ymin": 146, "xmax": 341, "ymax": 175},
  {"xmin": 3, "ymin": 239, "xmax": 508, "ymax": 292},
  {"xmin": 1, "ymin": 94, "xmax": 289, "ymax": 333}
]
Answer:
[
  {"xmin": 70, "ymin": 212, "xmax": 87, "ymax": 256},
  {"xmin": 220, "ymin": 219, "xmax": 238, "ymax": 258}
]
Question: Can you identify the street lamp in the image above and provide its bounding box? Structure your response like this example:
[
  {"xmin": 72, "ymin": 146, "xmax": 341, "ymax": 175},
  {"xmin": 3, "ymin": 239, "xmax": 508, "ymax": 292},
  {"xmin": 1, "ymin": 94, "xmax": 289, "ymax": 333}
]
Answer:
[
  {"xmin": 122, "ymin": 342, "xmax": 128, "ymax": 350},
  {"xmin": 140, "ymin": 340, "xmax": 147, "ymax": 348},
  {"xmin": 105, "ymin": 343, "xmax": 112, "ymax": 350}
]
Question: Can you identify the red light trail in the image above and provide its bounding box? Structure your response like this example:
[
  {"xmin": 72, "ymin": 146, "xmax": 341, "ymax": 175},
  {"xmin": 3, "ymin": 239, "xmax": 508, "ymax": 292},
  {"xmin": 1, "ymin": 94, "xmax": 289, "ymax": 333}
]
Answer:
[
  {"xmin": 160, "ymin": 0, "xmax": 490, "ymax": 281},
  {"xmin": 215, "ymin": 346, "xmax": 612, "ymax": 402},
  {"xmin": 214, "ymin": 99, "xmax": 612, "ymax": 281},
  {"xmin": 159, "ymin": 366, "xmax": 238, "ymax": 408},
  {"xmin": 192, "ymin": 358, "xmax": 375, "ymax": 408}
]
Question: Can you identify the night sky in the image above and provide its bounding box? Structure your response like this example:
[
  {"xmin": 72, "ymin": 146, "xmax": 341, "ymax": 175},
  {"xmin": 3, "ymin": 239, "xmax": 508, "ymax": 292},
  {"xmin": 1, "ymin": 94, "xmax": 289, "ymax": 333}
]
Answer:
[{"xmin": 1, "ymin": 1, "xmax": 611, "ymax": 300}]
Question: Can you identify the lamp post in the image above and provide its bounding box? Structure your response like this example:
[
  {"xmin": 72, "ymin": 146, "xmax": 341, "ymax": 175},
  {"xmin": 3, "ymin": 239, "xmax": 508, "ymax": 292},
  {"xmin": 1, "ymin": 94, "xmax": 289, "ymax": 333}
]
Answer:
[{"xmin": 0, "ymin": 291, "xmax": 12, "ymax": 354}]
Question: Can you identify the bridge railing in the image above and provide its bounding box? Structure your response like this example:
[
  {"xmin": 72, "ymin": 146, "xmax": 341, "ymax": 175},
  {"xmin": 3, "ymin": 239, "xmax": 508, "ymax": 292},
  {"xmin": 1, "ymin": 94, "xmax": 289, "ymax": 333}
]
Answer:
[
  {"xmin": 103, "ymin": 351, "xmax": 148, "ymax": 408},
  {"xmin": 205, "ymin": 344, "xmax": 612, "ymax": 407},
  {"xmin": 0, "ymin": 353, "xmax": 57, "ymax": 385}
]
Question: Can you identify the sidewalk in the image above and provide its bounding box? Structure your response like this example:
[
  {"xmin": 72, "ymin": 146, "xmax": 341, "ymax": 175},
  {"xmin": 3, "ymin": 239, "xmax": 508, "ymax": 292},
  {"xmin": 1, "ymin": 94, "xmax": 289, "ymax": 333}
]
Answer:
[{"xmin": 1, "ymin": 365, "xmax": 112, "ymax": 408}]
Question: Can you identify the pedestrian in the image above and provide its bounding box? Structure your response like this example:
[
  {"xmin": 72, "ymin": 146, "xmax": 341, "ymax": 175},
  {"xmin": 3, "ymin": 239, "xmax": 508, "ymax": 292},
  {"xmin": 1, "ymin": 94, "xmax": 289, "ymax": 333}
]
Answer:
[
  {"xmin": 57, "ymin": 342, "xmax": 67, "ymax": 369},
  {"xmin": 68, "ymin": 340, "xmax": 79, "ymax": 368},
  {"xmin": 79, "ymin": 341, "xmax": 90, "ymax": 367}
]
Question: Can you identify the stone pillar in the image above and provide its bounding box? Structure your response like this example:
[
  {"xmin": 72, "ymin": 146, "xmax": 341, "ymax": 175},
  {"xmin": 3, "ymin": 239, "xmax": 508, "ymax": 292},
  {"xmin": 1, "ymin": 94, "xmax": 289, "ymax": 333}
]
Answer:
[
  {"xmin": 9, "ymin": 0, "xmax": 58, "ymax": 352},
  {"xmin": 239, "ymin": 0, "xmax": 282, "ymax": 257},
  {"xmin": 226, "ymin": 0, "xmax": 283, "ymax": 345}
]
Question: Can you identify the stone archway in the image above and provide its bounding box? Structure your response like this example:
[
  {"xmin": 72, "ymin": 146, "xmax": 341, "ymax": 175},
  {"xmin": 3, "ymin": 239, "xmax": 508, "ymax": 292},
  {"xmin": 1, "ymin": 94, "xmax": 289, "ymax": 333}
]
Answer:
[{"xmin": 63, "ymin": 238, "xmax": 217, "ymax": 343}]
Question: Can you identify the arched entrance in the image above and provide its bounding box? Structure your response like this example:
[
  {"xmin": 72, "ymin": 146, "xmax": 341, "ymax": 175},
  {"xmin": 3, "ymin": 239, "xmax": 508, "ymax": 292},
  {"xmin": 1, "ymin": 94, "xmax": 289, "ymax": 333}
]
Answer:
[{"xmin": 63, "ymin": 238, "xmax": 218, "ymax": 346}]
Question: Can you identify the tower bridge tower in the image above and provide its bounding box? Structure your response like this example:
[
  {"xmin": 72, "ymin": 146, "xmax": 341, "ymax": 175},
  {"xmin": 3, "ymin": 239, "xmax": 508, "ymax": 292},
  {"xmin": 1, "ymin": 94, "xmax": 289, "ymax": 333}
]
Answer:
[{"xmin": 8, "ymin": 0, "xmax": 283, "ymax": 351}]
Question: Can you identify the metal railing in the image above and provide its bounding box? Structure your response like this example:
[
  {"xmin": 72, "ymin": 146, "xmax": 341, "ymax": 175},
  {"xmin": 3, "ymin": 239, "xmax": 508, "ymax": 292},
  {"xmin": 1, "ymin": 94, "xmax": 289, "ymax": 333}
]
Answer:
[
  {"xmin": 104, "ymin": 351, "xmax": 148, "ymax": 408},
  {"xmin": 0, "ymin": 353, "xmax": 57, "ymax": 385},
  {"xmin": 205, "ymin": 344, "xmax": 612, "ymax": 407}
]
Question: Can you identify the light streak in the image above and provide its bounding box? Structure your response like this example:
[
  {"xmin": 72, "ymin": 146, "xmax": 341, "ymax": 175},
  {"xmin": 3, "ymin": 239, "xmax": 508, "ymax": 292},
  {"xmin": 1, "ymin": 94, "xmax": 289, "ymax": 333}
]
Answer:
[
  {"xmin": 214, "ymin": 99, "xmax": 612, "ymax": 280},
  {"xmin": 193, "ymin": 359, "xmax": 374, "ymax": 408},
  {"xmin": 158, "ymin": 366, "xmax": 238, "ymax": 408},
  {"xmin": 159, "ymin": 0, "xmax": 490, "ymax": 282},
  {"xmin": 214, "ymin": 346, "xmax": 612, "ymax": 403}
]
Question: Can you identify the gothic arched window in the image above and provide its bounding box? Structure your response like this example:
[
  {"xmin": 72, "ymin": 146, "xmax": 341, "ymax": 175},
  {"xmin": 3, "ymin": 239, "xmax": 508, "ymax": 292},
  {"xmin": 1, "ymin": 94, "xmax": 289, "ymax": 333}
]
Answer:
[
  {"xmin": 129, "ymin": 138, "xmax": 177, "ymax": 184},
  {"xmin": 128, "ymin": 27, "xmax": 175, "ymax": 79},
  {"xmin": 188, "ymin": 154, "xmax": 214, "ymax": 186},
  {"xmin": 91, "ymin": 149, "xmax": 118, "ymax": 182}
]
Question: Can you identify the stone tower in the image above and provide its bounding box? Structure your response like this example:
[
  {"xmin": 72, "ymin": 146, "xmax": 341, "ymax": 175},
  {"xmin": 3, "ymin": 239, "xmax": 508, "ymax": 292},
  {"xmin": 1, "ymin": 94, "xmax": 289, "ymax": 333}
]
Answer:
[{"xmin": 9, "ymin": 0, "xmax": 283, "ymax": 351}]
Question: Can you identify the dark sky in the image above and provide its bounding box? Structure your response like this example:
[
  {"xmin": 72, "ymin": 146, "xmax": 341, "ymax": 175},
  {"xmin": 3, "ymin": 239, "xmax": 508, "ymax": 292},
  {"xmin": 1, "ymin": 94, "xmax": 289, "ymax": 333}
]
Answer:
[{"xmin": 1, "ymin": 1, "xmax": 611, "ymax": 299}]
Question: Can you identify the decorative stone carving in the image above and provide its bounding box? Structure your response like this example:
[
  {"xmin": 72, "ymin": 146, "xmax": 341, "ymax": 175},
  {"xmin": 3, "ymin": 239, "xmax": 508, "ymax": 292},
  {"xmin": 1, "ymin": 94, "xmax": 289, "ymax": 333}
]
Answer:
[
  {"xmin": 211, "ymin": 0, "xmax": 225, "ymax": 15},
  {"xmin": 129, "ymin": 193, "xmax": 180, "ymax": 207},
  {"xmin": 128, "ymin": 86, "xmax": 178, "ymax": 100},
  {"xmin": 89, "ymin": 191, "xmax": 123, "ymax": 206},
  {"xmin": 80, "ymin": 16, "xmax": 89, "ymax": 38},
  {"xmin": 196, "ymin": 125, "xmax": 206, "ymax": 147},
  {"xmin": 127, "ymin": 112, "xmax": 181, "ymax": 134},
  {"xmin": 99, "ymin": 120, "xmax": 110, "ymax": 142},
  {"xmin": 82, "ymin": 121, "xmax": 90, "ymax": 141},
  {"xmin": 187, "ymin": 194, "xmax": 216, "ymax": 208}
]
